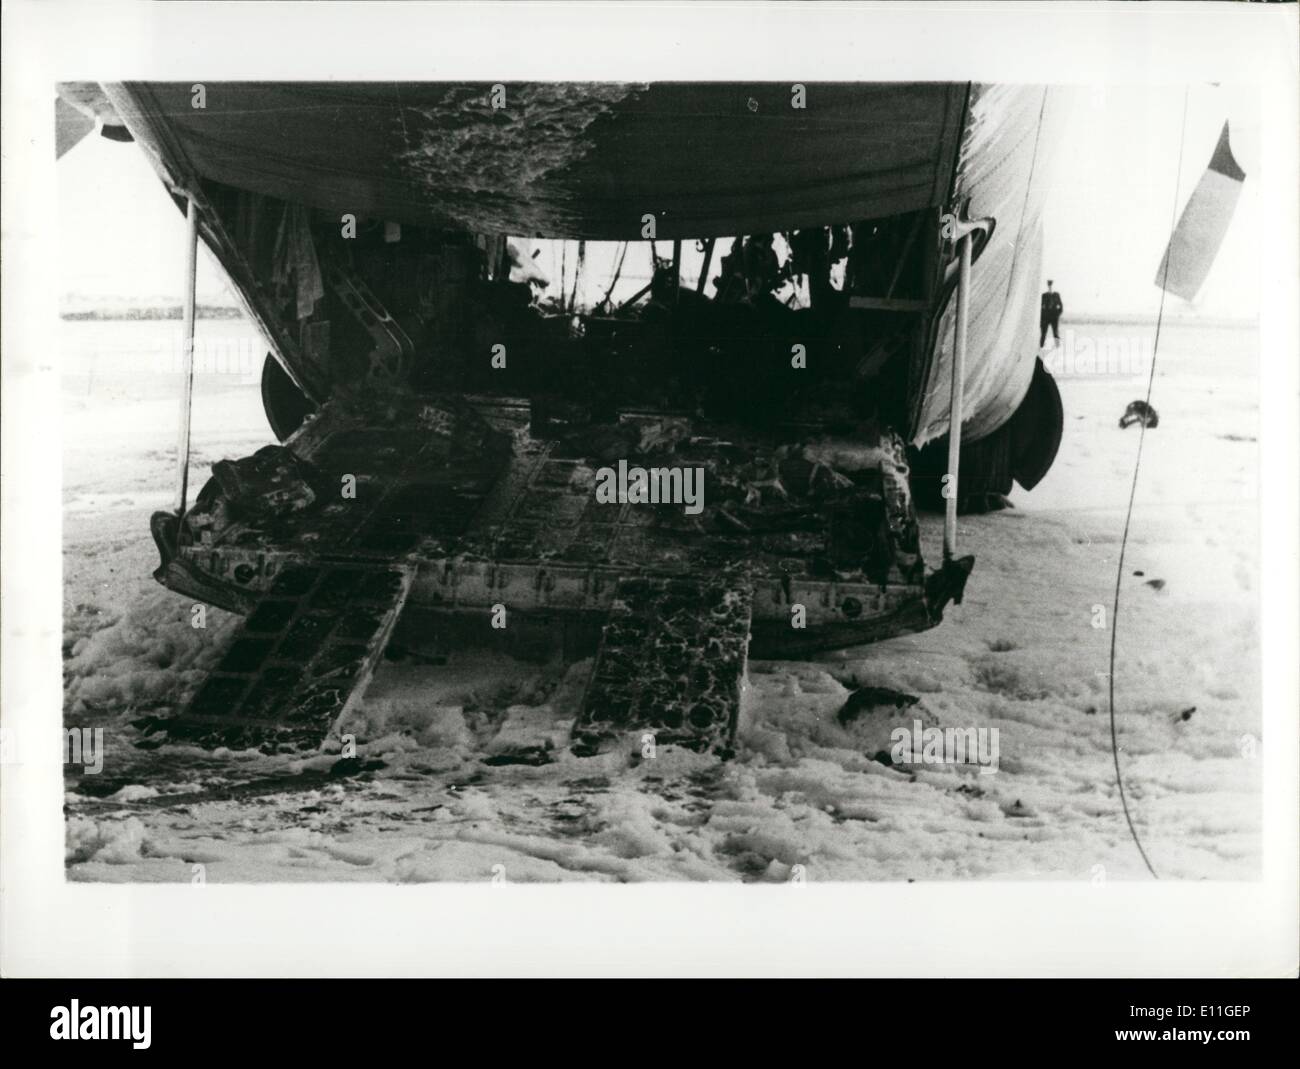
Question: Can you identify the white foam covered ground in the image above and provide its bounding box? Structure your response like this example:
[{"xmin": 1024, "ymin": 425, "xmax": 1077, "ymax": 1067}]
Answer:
[{"xmin": 61, "ymin": 318, "xmax": 1261, "ymax": 882}]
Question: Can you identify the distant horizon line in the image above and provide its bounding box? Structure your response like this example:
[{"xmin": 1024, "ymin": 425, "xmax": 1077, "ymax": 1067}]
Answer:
[{"xmin": 58, "ymin": 300, "xmax": 1259, "ymax": 328}]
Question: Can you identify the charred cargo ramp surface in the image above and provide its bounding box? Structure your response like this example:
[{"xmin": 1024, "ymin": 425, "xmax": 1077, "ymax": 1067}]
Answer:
[{"xmin": 145, "ymin": 395, "xmax": 971, "ymax": 755}]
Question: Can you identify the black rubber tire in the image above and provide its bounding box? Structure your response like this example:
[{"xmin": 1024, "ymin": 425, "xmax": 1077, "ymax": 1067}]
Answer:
[
  {"xmin": 260, "ymin": 354, "xmax": 316, "ymax": 442},
  {"xmin": 909, "ymin": 427, "xmax": 1014, "ymax": 514},
  {"xmin": 1007, "ymin": 357, "xmax": 1063, "ymax": 490}
]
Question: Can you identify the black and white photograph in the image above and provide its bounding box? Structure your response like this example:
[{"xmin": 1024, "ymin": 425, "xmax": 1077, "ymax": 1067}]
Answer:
[{"xmin": 3, "ymin": 0, "xmax": 1297, "ymax": 985}]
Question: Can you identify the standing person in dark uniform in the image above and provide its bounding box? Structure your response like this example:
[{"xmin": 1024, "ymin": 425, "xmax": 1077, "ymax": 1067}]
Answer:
[
  {"xmin": 742, "ymin": 233, "xmax": 781, "ymax": 300},
  {"xmin": 1040, "ymin": 279, "xmax": 1063, "ymax": 348}
]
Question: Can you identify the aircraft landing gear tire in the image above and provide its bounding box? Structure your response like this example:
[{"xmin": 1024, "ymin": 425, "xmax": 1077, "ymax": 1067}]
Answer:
[{"xmin": 260, "ymin": 354, "xmax": 316, "ymax": 442}]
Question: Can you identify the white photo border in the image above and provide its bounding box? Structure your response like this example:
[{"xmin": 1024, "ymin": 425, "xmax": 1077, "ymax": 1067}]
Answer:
[{"xmin": 3, "ymin": 0, "xmax": 1296, "ymax": 977}]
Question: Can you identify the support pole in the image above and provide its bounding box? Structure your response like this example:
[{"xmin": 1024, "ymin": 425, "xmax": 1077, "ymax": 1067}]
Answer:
[
  {"xmin": 570, "ymin": 239, "xmax": 585, "ymax": 313},
  {"xmin": 495, "ymin": 235, "xmax": 511, "ymax": 285},
  {"xmin": 943, "ymin": 230, "xmax": 971, "ymax": 561},
  {"xmin": 175, "ymin": 195, "xmax": 200, "ymax": 518}
]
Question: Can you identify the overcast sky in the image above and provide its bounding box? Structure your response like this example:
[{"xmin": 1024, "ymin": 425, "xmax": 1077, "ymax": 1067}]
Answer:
[{"xmin": 58, "ymin": 83, "xmax": 1259, "ymax": 318}]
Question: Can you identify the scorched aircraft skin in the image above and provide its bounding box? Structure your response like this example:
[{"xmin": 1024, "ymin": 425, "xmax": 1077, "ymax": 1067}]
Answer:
[{"xmin": 58, "ymin": 81, "xmax": 1071, "ymax": 756}]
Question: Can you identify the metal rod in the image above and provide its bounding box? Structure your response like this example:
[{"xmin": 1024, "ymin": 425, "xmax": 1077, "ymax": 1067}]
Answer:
[
  {"xmin": 616, "ymin": 279, "xmax": 654, "ymax": 313},
  {"xmin": 884, "ymin": 212, "xmax": 924, "ymax": 300},
  {"xmin": 175, "ymin": 195, "xmax": 199, "ymax": 516},
  {"xmin": 570, "ymin": 239, "xmax": 585, "ymax": 313},
  {"xmin": 944, "ymin": 230, "xmax": 971, "ymax": 561},
  {"xmin": 696, "ymin": 237, "xmax": 715, "ymax": 295},
  {"xmin": 671, "ymin": 239, "xmax": 682, "ymax": 306}
]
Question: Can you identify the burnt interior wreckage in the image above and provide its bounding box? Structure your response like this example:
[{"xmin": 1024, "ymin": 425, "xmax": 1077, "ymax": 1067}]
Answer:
[{"xmin": 64, "ymin": 81, "xmax": 1070, "ymax": 757}]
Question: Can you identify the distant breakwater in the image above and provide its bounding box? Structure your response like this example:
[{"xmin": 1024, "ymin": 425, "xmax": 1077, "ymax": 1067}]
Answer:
[{"xmin": 61, "ymin": 305, "xmax": 243, "ymax": 321}]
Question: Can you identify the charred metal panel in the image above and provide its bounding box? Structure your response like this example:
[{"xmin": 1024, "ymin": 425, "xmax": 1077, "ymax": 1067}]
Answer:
[
  {"xmin": 138, "ymin": 564, "xmax": 412, "ymax": 752},
  {"xmin": 573, "ymin": 574, "xmax": 753, "ymax": 756}
]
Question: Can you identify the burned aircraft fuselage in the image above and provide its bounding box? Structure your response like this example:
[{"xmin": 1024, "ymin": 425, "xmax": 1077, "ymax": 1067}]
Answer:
[{"xmin": 154, "ymin": 198, "xmax": 973, "ymax": 639}]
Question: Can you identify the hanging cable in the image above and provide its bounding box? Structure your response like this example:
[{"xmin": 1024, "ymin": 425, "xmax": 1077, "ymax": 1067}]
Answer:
[
  {"xmin": 173, "ymin": 194, "xmax": 200, "ymax": 553},
  {"xmin": 1107, "ymin": 87, "xmax": 1190, "ymax": 880},
  {"xmin": 599, "ymin": 241, "xmax": 629, "ymax": 311}
]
